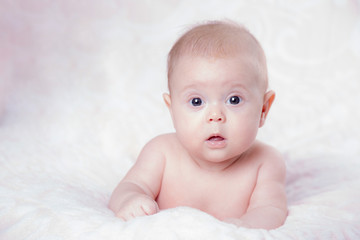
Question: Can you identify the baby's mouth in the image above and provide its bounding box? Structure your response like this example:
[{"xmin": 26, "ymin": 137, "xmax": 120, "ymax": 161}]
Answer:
[
  {"xmin": 206, "ymin": 134, "xmax": 227, "ymax": 149},
  {"xmin": 208, "ymin": 135, "xmax": 225, "ymax": 141}
]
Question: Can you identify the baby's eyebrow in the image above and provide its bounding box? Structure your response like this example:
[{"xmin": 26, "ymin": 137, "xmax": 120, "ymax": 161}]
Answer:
[
  {"xmin": 176, "ymin": 82, "xmax": 207, "ymax": 94},
  {"xmin": 227, "ymin": 82, "xmax": 248, "ymax": 90},
  {"xmin": 220, "ymin": 81, "xmax": 251, "ymax": 93},
  {"xmin": 187, "ymin": 78, "xmax": 250, "ymax": 89}
]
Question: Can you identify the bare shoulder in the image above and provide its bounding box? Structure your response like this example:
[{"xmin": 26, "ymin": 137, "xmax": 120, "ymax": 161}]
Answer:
[
  {"xmin": 257, "ymin": 141, "xmax": 283, "ymax": 160},
  {"xmin": 123, "ymin": 134, "xmax": 177, "ymax": 187},
  {"xmin": 139, "ymin": 133, "xmax": 178, "ymax": 158},
  {"xmin": 251, "ymin": 141, "xmax": 286, "ymax": 181},
  {"xmin": 145, "ymin": 133, "xmax": 177, "ymax": 149},
  {"xmin": 120, "ymin": 134, "xmax": 176, "ymax": 199},
  {"xmin": 150, "ymin": 133, "xmax": 177, "ymax": 143}
]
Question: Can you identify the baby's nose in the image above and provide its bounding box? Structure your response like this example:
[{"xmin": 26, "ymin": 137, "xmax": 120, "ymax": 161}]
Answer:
[{"xmin": 208, "ymin": 111, "xmax": 225, "ymax": 123}]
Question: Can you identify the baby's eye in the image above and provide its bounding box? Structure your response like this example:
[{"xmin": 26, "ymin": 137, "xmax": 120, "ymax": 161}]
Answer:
[
  {"xmin": 190, "ymin": 97, "xmax": 203, "ymax": 107},
  {"xmin": 227, "ymin": 96, "xmax": 242, "ymax": 105}
]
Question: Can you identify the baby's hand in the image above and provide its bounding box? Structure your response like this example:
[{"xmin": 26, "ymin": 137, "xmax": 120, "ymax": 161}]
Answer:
[{"xmin": 114, "ymin": 193, "xmax": 159, "ymax": 221}]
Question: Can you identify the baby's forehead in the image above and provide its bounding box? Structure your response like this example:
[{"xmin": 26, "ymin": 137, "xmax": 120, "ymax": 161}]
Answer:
[
  {"xmin": 167, "ymin": 21, "xmax": 268, "ymax": 92},
  {"xmin": 178, "ymin": 55, "xmax": 265, "ymax": 87},
  {"xmin": 170, "ymin": 52, "xmax": 268, "ymax": 93}
]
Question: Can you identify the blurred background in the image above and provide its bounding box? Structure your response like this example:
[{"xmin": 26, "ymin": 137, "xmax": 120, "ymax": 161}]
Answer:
[{"xmin": 1, "ymin": 0, "xmax": 359, "ymax": 166}]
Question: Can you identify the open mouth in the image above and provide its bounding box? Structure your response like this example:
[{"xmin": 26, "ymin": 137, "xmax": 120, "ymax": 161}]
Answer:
[
  {"xmin": 207, "ymin": 135, "xmax": 225, "ymax": 141},
  {"xmin": 206, "ymin": 135, "xmax": 227, "ymax": 149}
]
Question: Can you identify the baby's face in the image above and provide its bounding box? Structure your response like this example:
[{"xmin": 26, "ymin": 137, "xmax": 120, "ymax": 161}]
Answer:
[{"xmin": 165, "ymin": 54, "xmax": 268, "ymax": 164}]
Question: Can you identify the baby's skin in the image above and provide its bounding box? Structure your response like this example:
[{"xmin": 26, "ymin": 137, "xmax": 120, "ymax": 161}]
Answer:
[{"xmin": 109, "ymin": 53, "xmax": 287, "ymax": 229}]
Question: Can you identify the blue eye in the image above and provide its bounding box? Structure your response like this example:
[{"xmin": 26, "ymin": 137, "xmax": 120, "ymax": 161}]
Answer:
[
  {"xmin": 191, "ymin": 97, "xmax": 203, "ymax": 106},
  {"xmin": 228, "ymin": 96, "xmax": 242, "ymax": 105}
]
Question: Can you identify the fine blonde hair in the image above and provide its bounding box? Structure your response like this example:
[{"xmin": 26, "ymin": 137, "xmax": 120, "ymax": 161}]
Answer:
[{"xmin": 167, "ymin": 20, "xmax": 268, "ymax": 92}]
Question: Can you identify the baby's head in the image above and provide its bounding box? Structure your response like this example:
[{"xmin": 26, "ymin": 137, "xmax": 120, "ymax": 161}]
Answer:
[
  {"xmin": 164, "ymin": 21, "xmax": 275, "ymax": 164},
  {"xmin": 167, "ymin": 20, "xmax": 268, "ymax": 93}
]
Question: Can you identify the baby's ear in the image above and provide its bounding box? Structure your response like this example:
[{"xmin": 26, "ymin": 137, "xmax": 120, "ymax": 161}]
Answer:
[
  {"xmin": 259, "ymin": 90, "xmax": 275, "ymax": 128},
  {"xmin": 163, "ymin": 93, "xmax": 172, "ymax": 109}
]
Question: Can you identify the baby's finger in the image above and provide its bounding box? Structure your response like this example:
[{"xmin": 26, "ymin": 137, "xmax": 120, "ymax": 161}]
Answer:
[
  {"xmin": 141, "ymin": 201, "xmax": 159, "ymax": 215},
  {"xmin": 126, "ymin": 206, "xmax": 148, "ymax": 219}
]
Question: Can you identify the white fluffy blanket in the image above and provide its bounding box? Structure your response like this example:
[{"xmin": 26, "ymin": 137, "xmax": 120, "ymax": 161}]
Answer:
[{"xmin": 1, "ymin": 1, "xmax": 360, "ymax": 239}]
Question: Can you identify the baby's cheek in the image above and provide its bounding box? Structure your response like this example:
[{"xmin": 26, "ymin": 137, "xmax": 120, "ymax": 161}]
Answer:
[
  {"xmin": 175, "ymin": 125, "xmax": 201, "ymax": 151},
  {"xmin": 175, "ymin": 114, "xmax": 201, "ymax": 133},
  {"xmin": 229, "ymin": 120, "xmax": 258, "ymax": 142}
]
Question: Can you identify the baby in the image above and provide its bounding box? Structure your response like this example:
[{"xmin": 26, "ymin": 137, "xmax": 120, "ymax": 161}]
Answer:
[{"xmin": 109, "ymin": 20, "xmax": 287, "ymax": 229}]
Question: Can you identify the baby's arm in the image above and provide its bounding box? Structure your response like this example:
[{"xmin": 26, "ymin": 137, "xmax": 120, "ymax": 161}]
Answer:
[
  {"xmin": 109, "ymin": 136, "xmax": 166, "ymax": 220},
  {"xmin": 227, "ymin": 148, "xmax": 287, "ymax": 229}
]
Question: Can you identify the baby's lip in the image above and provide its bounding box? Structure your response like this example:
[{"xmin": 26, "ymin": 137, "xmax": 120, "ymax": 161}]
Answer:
[
  {"xmin": 207, "ymin": 134, "xmax": 225, "ymax": 141},
  {"xmin": 206, "ymin": 134, "xmax": 227, "ymax": 149}
]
